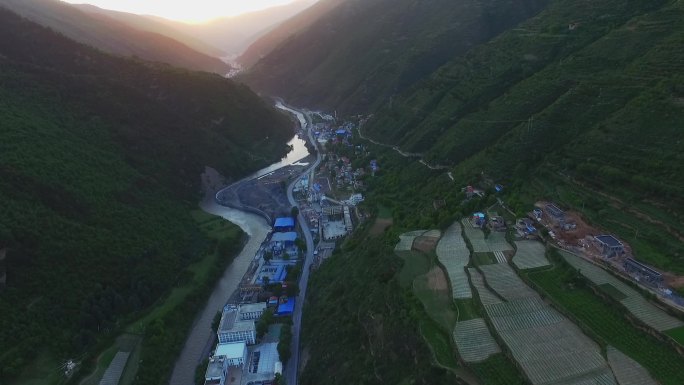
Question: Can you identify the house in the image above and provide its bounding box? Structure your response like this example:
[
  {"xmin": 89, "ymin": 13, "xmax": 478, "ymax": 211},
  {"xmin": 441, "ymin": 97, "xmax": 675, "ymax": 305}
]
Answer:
[
  {"xmin": 624, "ymin": 258, "xmax": 663, "ymax": 284},
  {"xmin": 594, "ymin": 235, "xmax": 624, "ymax": 257},
  {"xmin": 545, "ymin": 204, "xmax": 565, "ymax": 223},
  {"xmin": 217, "ymin": 305, "xmax": 257, "ymax": 345},
  {"xmin": 238, "ymin": 302, "xmax": 267, "ymax": 321},
  {"xmin": 273, "ymin": 217, "xmax": 295, "ymax": 232},
  {"xmin": 215, "ymin": 342, "xmax": 248, "ymax": 367},
  {"xmin": 472, "ymin": 212, "xmax": 486, "ymax": 227},
  {"xmin": 516, "ymin": 218, "xmax": 537, "ymax": 236},
  {"xmin": 204, "ymin": 356, "xmax": 228, "ymax": 385},
  {"xmin": 276, "ymin": 297, "xmax": 295, "ymax": 317},
  {"xmin": 270, "ymin": 232, "xmax": 298, "ymax": 256}
]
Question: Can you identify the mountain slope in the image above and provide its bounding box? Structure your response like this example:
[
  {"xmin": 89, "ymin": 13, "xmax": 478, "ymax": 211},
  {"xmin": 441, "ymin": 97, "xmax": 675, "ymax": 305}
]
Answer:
[
  {"xmin": 1, "ymin": 0, "xmax": 231, "ymax": 74},
  {"xmin": 72, "ymin": 3, "xmax": 225, "ymax": 57},
  {"xmin": 364, "ymin": 0, "xmax": 684, "ymax": 271},
  {"xmin": 238, "ymin": 0, "xmax": 345, "ymax": 67},
  {"xmin": 0, "ymin": 7, "xmax": 291, "ymax": 379},
  {"xmin": 239, "ymin": 0, "xmax": 547, "ymax": 113},
  {"xmin": 157, "ymin": 0, "xmax": 318, "ymax": 58}
]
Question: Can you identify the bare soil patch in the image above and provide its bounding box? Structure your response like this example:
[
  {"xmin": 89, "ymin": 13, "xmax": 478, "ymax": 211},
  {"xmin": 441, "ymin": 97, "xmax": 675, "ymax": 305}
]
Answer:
[
  {"xmin": 425, "ymin": 266, "xmax": 449, "ymax": 291},
  {"xmin": 413, "ymin": 235, "xmax": 439, "ymax": 253},
  {"xmin": 370, "ymin": 218, "xmax": 392, "ymax": 237}
]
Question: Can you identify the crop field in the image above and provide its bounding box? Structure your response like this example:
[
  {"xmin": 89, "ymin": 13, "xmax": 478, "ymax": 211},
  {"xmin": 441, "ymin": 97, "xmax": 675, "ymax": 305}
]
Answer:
[
  {"xmin": 471, "ymin": 261, "xmax": 615, "ymax": 384},
  {"xmin": 484, "ymin": 297, "xmax": 614, "ymax": 385},
  {"xmin": 461, "ymin": 219, "xmax": 488, "ymax": 252},
  {"xmin": 395, "ymin": 250, "xmax": 431, "ymax": 288},
  {"xmin": 473, "ymin": 252, "xmax": 497, "ymax": 266},
  {"xmin": 607, "ymin": 346, "xmax": 658, "ymax": 385},
  {"xmin": 512, "ymin": 240, "xmax": 549, "ymax": 270},
  {"xmin": 394, "ymin": 230, "xmax": 427, "ymax": 251},
  {"xmin": 479, "ymin": 264, "xmax": 539, "ymax": 301},
  {"xmin": 414, "ymin": 266, "xmax": 458, "ymax": 332},
  {"xmin": 452, "ymin": 318, "xmax": 501, "ymax": 363},
  {"xmin": 467, "ymin": 268, "xmax": 502, "ymax": 306},
  {"xmin": 469, "ymin": 354, "xmax": 527, "ymax": 385},
  {"xmin": 486, "ymin": 232, "xmax": 514, "ymax": 253},
  {"xmin": 436, "ymin": 222, "xmax": 472, "ymax": 299},
  {"xmin": 560, "ymin": 251, "xmax": 684, "ymax": 331},
  {"xmin": 528, "ymin": 259, "xmax": 684, "ymax": 385}
]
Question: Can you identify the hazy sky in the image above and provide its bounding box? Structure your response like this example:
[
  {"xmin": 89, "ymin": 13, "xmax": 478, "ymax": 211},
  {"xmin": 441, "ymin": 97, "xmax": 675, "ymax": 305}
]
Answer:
[{"xmin": 62, "ymin": 0, "xmax": 300, "ymax": 23}]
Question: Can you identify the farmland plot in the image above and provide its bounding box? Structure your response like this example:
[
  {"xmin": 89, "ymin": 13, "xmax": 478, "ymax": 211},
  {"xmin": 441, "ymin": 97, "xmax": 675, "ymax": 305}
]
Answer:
[
  {"xmin": 468, "ymin": 268, "xmax": 502, "ymax": 305},
  {"xmin": 479, "ymin": 264, "xmax": 539, "ymax": 301},
  {"xmin": 394, "ymin": 230, "xmax": 427, "ymax": 251},
  {"xmin": 436, "ymin": 222, "xmax": 472, "ymax": 299},
  {"xmin": 513, "ymin": 240, "xmax": 550, "ymax": 270},
  {"xmin": 472, "ymin": 262, "xmax": 616, "ymax": 384},
  {"xmin": 461, "ymin": 219, "xmax": 513, "ymax": 254},
  {"xmin": 607, "ymin": 346, "xmax": 658, "ymax": 385},
  {"xmin": 486, "ymin": 232, "xmax": 514, "ymax": 253},
  {"xmin": 484, "ymin": 297, "xmax": 615, "ymax": 385},
  {"xmin": 453, "ymin": 318, "xmax": 501, "ymax": 362},
  {"xmin": 561, "ymin": 251, "xmax": 684, "ymax": 331}
]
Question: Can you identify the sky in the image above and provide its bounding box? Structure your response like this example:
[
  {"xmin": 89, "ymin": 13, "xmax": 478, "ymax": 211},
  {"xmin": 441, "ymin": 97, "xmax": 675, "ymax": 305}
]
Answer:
[{"xmin": 62, "ymin": 0, "xmax": 300, "ymax": 23}]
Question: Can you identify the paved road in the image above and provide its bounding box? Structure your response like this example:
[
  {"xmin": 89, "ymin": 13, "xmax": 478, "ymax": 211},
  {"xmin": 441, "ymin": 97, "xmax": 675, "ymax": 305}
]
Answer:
[{"xmin": 276, "ymin": 104, "xmax": 321, "ymax": 385}]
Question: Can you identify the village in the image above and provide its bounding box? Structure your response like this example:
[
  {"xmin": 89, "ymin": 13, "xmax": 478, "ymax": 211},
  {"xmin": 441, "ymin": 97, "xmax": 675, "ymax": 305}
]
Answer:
[{"xmin": 201, "ymin": 111, "xmax": 375, "ymax": 385}]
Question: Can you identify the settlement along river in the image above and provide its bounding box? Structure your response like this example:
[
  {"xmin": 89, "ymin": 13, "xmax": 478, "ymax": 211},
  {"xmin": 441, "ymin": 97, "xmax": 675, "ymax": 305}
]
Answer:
[{"xmin": 169, "ymin": 106, "xmax": 309, "ymax": 385}]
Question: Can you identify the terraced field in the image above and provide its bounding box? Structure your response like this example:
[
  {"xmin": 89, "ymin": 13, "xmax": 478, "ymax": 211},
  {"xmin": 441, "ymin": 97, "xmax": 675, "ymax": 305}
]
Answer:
[
  {"xmin": 512, "ymin": 240, "xmax": 550, "ymax": 270},
  {"xmin": 394, "ymin": 230, "xmax": 427, "ymax": 251},
  {"xmin": 461, "ymin": 219, "xmax": 513, "ymax": 254},
  {"xmin": 479, "ymin": 264, "xmax": 539, "ymax": 301},
  {"xmin": 560, "ymin": 251, "xmax": 684, "ymax": 332},
  {"xmin": 607, "ymin": 346, "xmax": 658, "ymax": 385},
  {"xmin": 436, "ymin": 222, "xmax": 472, "ymax": 299},
  {"xmin": 467, "ymin": 268, "xmax": 502, "ymax": 306},
  {"xmin": 453, "ymin": 318, "xmax": 501, "ymax": 363},
  {"xmin": 473, "ymin": 263, "xmax": 615, "ymax": 384}
]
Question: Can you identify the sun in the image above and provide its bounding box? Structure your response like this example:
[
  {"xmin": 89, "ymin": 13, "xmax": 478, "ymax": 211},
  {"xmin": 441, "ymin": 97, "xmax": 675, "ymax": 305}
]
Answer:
[{"xmin": 61, "ymin": 0, "xmax": 299, "ymax": 23}]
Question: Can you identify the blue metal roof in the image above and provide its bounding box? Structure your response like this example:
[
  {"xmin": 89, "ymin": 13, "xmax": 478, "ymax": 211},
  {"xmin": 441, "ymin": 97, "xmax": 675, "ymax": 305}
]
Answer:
[
  {"xmin": 271, "ymin": 232, "xmax": 298, "ymax": 243},
  {"xmin": 274, "ymin": 217, "xmax": 295, "ymax": 228},
  {"xmin": 276, "ymin": 298, "xmax": 295, "ymax": 316}
]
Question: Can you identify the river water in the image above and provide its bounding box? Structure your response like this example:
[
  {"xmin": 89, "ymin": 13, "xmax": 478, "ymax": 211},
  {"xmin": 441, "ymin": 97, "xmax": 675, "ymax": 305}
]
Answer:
[{"xmin": 169, "ymin": 106, "xmax": 309, "ymax": 385}]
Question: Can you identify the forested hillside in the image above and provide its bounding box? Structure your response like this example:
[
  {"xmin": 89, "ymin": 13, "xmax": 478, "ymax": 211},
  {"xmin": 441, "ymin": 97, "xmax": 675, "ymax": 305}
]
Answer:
[
  {"xmin": 365, "ymin": 0, "xmax": 684, "ymax": 272},
  {"xmin": 0, "ymin": 8, "xmax": 291, "ymax": 379},
  {"xmin": 1, "ymin": 0, "xmax": 231, "ymax": 74},
  {"xmin": 239, "ymin": 0, "xmax": 547, "ymax": 113}
]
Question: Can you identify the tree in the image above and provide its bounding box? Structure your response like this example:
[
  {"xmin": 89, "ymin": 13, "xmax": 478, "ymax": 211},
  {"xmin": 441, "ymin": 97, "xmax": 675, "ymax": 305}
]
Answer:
[
  {"xmin": 264, "ymin": 251, "xmax": 273, "ymax": 264},
  {"xmin": 262, "ymin": 276, "xmax": 270, "ymax": 286},
  {"xmin": 290, "ymin": 206, "xmax": 300, "ymax": 218}
]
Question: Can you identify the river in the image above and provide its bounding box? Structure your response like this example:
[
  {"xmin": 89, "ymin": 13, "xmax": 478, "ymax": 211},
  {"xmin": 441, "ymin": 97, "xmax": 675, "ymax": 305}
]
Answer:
[{"xmin": 169, "ymin": 106, "xmax": 309, "ymax": 385}]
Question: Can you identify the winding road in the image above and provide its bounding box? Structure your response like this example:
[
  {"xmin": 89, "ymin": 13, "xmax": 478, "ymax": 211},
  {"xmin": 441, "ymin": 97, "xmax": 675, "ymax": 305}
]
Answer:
[{"xmin": 275, "ymin": 103, "xmax": 322, "ymax": 385}]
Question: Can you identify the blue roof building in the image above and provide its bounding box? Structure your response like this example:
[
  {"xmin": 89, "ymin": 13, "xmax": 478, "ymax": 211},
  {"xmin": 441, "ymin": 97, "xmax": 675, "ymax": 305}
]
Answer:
[
  {"xmin": 274, "ymin": 217, "xmax": 295, "ymax": 232},
  {"xmin": 276, "ymin": 298, "xmax": 295, "ymax": 317}
]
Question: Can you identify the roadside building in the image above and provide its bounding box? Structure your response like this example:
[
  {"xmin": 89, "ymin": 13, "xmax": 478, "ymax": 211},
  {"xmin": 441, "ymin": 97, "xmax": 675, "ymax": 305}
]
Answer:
[
  {"xmin": 243, "ymin": 342, "xmax": 281, "ymax": 384},
  {"xmin": 218, "ymin": 306, "xmax": 257, "ymax": 345},
  {"xmin": 594, "ymin": 235, "xmax": 624, "ymax": 257},
  {"xmin": 238, "ymin": 303, "xmax": 267, "ymax": 321},
  {"xmin": 545, "ymin": 203, "xmax": 565, "ymax": 224},
  {"xmin": 276, "ymin": 298, "xmax": 295, "ymax": 317},
  {"xmin": 472, "ymin": 212, "xmax": 486, "ymax": 227},
  {"xmin": 624, "ymin": 258, "xmax": 663, "ymax": 284},
  {"xmin": 215, "ymin": 342, "xmax": 248, "ymax": 367},
  {"xmin": 204, "ymin": 356, "xmax": 228, "ymax": 385},
  {"xmin": 273, "ymin": 217, "xmax": 295, "ymax": 232},
  {"xmin": 269, "ymin": 232, "xmax": 298, "ymax": 258}
]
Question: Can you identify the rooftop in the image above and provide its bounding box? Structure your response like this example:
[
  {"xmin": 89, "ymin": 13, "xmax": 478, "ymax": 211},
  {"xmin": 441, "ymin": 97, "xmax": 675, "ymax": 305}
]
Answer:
[
  {"xmin": 215, "ymin": 342, "xmax": 246, "ymax": 360},
  {"xmin": 243, "ymin": 343, "xmax": 280, "ymax": 383},
  {"xmin": 271, "ymin": 232, "xmax": 298, "ymax": 243},
  {"xmin": 205, "ymin": 358, "xmax": 225, "ymax": 380},
  {"xmin": 239, "ymin": 302, "xmax": 267, "ymax": 316},
  {"xmin": 274, "ymin": 217, "xmax": 295, "ymax": 228},
  {"xmin": 276, "ymin": 298, "xmax": 295, "ymax": 316},
  {"xmin": 545, "ymin": 204, "xmax": 565, "ymax": 218},
  {"xmin": 219, "ymin": 308, "xmax": 255, "ymax": 334},
  {"xmin": 595, "ymin": 234, "xmax": 623, "ymax": 248}
]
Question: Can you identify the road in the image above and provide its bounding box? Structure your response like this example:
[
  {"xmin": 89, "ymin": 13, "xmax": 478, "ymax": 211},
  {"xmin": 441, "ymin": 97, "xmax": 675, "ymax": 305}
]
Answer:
[{"xmin": 276, "ymin": 103, "xmax": 322, "ymax": 385}]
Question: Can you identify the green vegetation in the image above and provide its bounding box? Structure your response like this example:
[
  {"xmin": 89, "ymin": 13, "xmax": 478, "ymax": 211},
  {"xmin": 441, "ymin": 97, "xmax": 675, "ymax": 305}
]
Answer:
[
  {"xmin": 470, "ymin": 354, "xmax": 527, "ymax": 385},
  {"xmin": 526, "ymin": 253, "xmax": 684, "ymax": 385},
  {"xmin": 598, "ymin": 283, "xmax": 629, "ymax": 301},
  {"xmin": 0, "ymin": 9, "xmax": 289, "ymax": 383},
  {"xmin": 241, "ymin": 0, "xmax": 547, "ymax": 113},
  {"xmin": 278, "ymin": 324, "xmax": 292, "ymax": 364},
  {"xmin": 473, "ymin": 253, "xmax": 497, "ymax": 266},
  {"xmin": 665, "ymin": 327, "xmax": 684, "ymax": 346},
  {"xmin": 301, "ymin": 235, "xmax": 461, "ymax": 385},
  {"xmin": 2, "ymin": 0, "xmax": 231, "ymax": 73}
]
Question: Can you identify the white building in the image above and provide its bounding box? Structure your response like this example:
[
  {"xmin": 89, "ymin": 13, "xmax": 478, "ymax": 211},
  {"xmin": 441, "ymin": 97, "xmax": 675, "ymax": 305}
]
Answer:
[
  {"xmin": 217, "ymin": 306, "xmax": 256, "ymax": 345},
  {"xmin": 215, "ymin": 342, "xmax": 248, "ymax": 367},
  {"xmin": 204, "ymin": 356, "xmax": 228, "ymax": 385},
  {"xmin": 238, "ymin": 303, "xmax": 267, "ymax": 321}
]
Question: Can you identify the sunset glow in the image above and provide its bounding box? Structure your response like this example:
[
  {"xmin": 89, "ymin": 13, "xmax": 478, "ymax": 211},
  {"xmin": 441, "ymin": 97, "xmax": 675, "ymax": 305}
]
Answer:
[{"xmin": 61, "ymin": 0, "xmax": 300, "ymax": 23}]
